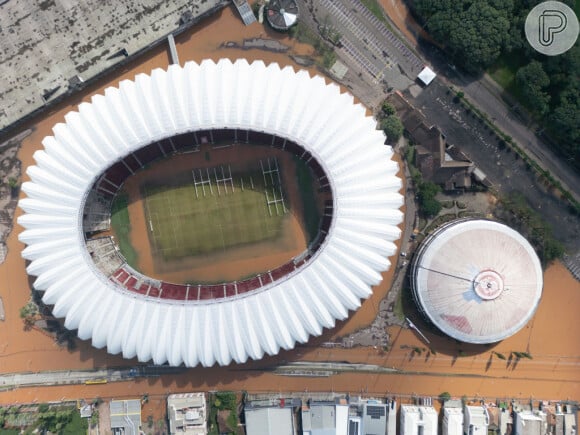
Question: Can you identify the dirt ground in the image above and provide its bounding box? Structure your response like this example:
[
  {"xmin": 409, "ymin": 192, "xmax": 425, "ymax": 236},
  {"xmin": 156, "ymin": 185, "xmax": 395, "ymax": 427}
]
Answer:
[
  {"xmin": 0, "ymin": 4, "xmax": 578, "ymax": 421},
  {"xmin": 121, "ymin": 144, "xmax": 308, "ymax": 284}
]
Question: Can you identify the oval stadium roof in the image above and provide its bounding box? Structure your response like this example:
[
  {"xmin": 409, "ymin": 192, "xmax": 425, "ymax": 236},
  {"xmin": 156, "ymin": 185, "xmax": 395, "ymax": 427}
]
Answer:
[
  {"xmin": 18, "ymin": 59, "xmax": 403, "ymax": 367},
  {"xmin": 411, "ymin": 219, "xmax": 543, "ymax": 344}
]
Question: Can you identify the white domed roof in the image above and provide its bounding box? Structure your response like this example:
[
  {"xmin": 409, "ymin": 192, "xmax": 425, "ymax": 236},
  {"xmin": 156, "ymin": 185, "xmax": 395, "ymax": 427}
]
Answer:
[
  {"xmin": 18, "ymin": 59, "xmax": 403, "ymax": 367},
  {"xmin": 412, "ymin": 219, "xmax": 543, "ymax": 343}
]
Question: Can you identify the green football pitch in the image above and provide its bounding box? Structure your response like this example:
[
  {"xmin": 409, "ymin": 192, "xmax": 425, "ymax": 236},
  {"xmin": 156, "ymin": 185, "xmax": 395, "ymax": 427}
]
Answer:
[{"xmin": 142, "ymin": 165, "xmax": 288, "ymax": 261}]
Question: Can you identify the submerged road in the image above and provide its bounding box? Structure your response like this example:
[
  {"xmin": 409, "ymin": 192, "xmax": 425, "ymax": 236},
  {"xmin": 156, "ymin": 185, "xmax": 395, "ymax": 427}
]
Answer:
[{"xmin": 2, "ymin": 356, "xmax": 579, "ymax": 392}]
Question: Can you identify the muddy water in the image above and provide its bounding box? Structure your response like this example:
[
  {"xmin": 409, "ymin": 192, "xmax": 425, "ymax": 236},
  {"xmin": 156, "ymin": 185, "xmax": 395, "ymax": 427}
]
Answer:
[
  {"xmin": 121, "ymin": 144, "xmax": 308, "ymax": 284},
  {"xmin": 377, "ymin": 0, "xmax": 438, "ymax": 47},
  {"xmin": 0, "ymin": 4, "xmax": 578, "ymax": 414}
]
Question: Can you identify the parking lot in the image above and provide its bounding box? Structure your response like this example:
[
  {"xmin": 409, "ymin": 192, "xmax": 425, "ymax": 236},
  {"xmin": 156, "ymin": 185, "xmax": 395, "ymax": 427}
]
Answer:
[{"xmin": 409, "ymin": 79, "xmax": 580, "ymax": 252}]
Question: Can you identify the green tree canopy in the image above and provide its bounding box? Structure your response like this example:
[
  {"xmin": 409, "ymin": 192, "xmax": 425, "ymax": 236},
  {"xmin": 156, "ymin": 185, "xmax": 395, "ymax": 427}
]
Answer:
[
  {"xmin": 381, "ymin": 102, "xmax": 396, "ymax": 116},
  {"xmin": 549, "ymin": 79, "xmax": 580, "ymax": 156},
  {"xmin": 381, "ymin": 115, "xmax": 403, "ymax": 142},
  {"xmin": 516, "ymin": 61, "xmax": 551, "ymax": 115},
  {"xmin": 414, "ymin": 0, "xmax": 512, "ymax": 73},
  {"xmin": 417, "ymin": 181, "xmax": 442, "ymax": 217}
]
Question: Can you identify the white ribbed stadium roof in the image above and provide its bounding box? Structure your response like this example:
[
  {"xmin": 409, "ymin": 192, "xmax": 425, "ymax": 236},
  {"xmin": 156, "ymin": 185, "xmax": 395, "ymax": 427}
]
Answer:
[
  {"xmin": 412, "ymin": 219, "xmax": 543, "ymax": 344},
  {"xmin": 18, "ymin": 59, "xmax": 403, "ymax": 367}
]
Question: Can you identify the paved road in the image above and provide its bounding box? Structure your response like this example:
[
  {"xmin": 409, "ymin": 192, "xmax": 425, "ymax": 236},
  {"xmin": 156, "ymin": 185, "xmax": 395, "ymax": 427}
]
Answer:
[
  {"xmin": 417, "ymin": 42, "xmax": 580, "ymax": 204},
  {"xmin": 0, "ymin": 365, "xmax": 186, "ymax": 390},
  {"xmin": 2, "ymin": 355, "xmax": 578, "ymax": 390},
  {"xmin": 409, "ymin": 79, "xmax": 580, "ymax": 251}
]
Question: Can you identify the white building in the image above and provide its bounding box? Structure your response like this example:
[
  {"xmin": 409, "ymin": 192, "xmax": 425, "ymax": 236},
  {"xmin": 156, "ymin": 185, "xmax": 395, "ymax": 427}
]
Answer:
[
  {"xmin": 245, "ymin": 407, "xmax": 294, "ymax": 435},
  {"xmin": 168, "ymin": 393, "xmax": 207, "ymax": 434},
  {"xmin": 411, "ymin": 219, "xmax": 543, "ymax": 344},
  {"xmin": 18, "ymin": 59, "xmax": 403, "ymax": 367},
  {"xmin": 362, "ymin": 403, "xmax": 388, "ymax": 435},
  {"xmin": 400, "ymin": 406, "xmax": 438, "ymax": 435},
  {"xmin": 514, "ymin": 411, "xmax": 548, "ymax": 435},
  {"xmin": 443, "ymin": 408, "xmax": 464, "ymax": 435},
  {"xmin": 465, "ymin": 406, "xmax": 490, "ymax": 435},
  {"xmin": 302, "ymin": 403, "xmax": 349, "ymax": 435}
]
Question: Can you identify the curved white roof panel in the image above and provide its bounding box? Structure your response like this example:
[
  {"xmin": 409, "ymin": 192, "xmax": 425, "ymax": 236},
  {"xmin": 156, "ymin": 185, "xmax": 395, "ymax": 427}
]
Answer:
[
  {"xmin": 18, "ymin": 59, "xmax": 403, "ymax": 367},
  {"xmin": 412, "ymin": 219, "xmax": 543, "ymax": 344}
]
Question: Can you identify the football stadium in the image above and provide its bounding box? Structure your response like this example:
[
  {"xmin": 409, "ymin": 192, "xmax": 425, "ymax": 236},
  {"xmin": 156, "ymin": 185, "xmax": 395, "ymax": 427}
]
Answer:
[
  {"xmin": 411, "ymin": 219, "xmax": 543, "ymax": 344},
  {"xmin": 17, "ymin": 59, "xmax": 404, "ymax": 367}
]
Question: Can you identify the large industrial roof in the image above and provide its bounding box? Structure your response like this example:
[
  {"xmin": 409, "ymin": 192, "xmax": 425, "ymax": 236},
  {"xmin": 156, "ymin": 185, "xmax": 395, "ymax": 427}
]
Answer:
[
  {"xmin": 17, "ymin": 59, "xmax": 403, "ymax": 367},
  {"xmin": 411, "ymin": 219, "xmax": 543, "ymax": 344}
]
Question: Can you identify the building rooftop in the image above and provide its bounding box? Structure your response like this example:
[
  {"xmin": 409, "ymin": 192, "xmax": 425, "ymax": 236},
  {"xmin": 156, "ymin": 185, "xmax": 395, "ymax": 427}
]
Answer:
[
  {"xmin": 0, "ymin": 0, "xmax": 223, "ymax": 133},
  {"xmin": 362, "ymin": 403, "xmax": 388, "ymax": 435},
  {"xmin": 515, "ymin": 411, "xmax": 547, "ymax": 435},
  {"xmin": 443, "ymin": 407, "xmax": 464, "ymax": 435},
  {"xmin": 302, "ymin": 403, "xmax": 349, "ymax": 435},
  {"xmin": 401, "ymin": 406, "xmax": 438, "ymax": 435},
  {"xmin": 245, "ymin": 407, "xmax": 294, "ymax": 435},
  {"xmin": 417, "ymin": 66, "xmax": 437, "ymax": 86},
  {"xmin": 465, "ymin": 406, "xmax": 489, "ymax": 435},
  {"xmin": 411, "ymin": 219, "xmax": 543, "ymax": 343},
  {"xmin": 17, "ymin": 59, "xmax": 403, "ymax": 367},
  {"xmin": 388, "ymin": 92, "xmax": 474, "ymax": 191},
  {"xmin": 110, "ymin": 399, "xmax": 141, "ymax": 435},
  {"xmin": 168, "ymin": 393, "xmax": 207, "ymax": 434}
]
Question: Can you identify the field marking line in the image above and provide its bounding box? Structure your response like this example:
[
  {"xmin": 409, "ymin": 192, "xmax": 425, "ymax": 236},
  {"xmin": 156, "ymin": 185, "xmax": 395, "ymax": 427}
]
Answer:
[
  {"xmin": 167, "ymin": 197, "xmax": 179, "ymax": 257},
  {"xmin": 269, "ymin": 158, "xmax": 276, "ymax": 187},
  {"xmin": 260, "ymin": 160, "xmax": 268, "ymax": 187},
  {"xmin": 279, "ymin": 184, "xmax": 288, "ymax": 214},
  {"xmin": 265, "ymin": 189, "xmax": 272, "ymax": 217},
  {"xmin": 214, "ymin": 167, "xmax": 221, "ymax": 197},
  {"xmin": 274, "ymin": 158, "xmax": 282, "ymax": 185},
  {"xmin": 207, "ymin": 168, "xmax": 214, "ymax": 196},
  {"xmin": 192, "ymin": 170, "xmax": 199, "ymax": 199},
  {"xmin": 228, "ymin": 165, "xmax": 234, "ymax": 193},
  {"xmin": 197, "ymin": 169, "xmax": 205, "ymax": 197},
  {"xmin": 272, "ymin": 187, "xmax": 280, "ymax": 216}
]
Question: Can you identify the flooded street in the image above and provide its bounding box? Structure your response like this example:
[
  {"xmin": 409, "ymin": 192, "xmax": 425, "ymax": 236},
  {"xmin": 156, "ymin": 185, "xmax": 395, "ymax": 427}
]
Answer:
[{"xmin": 0, "ymin": 5, "xmax": 578, "ymax": 415}]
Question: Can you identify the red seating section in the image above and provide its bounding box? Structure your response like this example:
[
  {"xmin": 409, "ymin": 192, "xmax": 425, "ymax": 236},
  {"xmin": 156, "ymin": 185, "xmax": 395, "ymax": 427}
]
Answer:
[{"xmin": 110, "ymin": 258, "xmax": 304, "ymax": 302}]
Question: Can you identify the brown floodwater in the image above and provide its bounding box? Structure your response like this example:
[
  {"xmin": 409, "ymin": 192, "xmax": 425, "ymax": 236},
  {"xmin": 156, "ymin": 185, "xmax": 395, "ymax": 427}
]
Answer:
[
  {"xmin": 0, "ymin": 5, "xmax": 578, "ymax": 417},
  {"xmin": 119, "ymin": 144, "xmax": 309, "ymax": 284}
]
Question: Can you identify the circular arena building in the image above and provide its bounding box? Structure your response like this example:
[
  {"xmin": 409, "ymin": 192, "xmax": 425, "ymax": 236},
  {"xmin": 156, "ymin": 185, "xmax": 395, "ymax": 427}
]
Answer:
[
  {"xmin": 18, "ymin": 59, "xmax": 403, "ymax": 367},
  {"xmin": 411, "ymin": 219, "xmax": 543, "ymax": 344},
  {"xmin": 266, "ymin": 0, "xmax": 299, "ymax": 31}
]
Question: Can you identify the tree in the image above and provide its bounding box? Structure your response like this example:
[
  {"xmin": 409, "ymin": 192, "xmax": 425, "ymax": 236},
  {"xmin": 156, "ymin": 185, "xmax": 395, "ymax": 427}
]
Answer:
[
  {"xmin": 413, "ymin": 0, "xmax": 512, "ymax": 73},
  {"xmin": 417, "ymin": 181, "xmax": 442, "ymax": 217},
  {"xmin": 421, "ymin": 198, "xmax": 442, "ymax": 217},
  {"xmin": 549, "ymin": 80, "xmax": 580, "ymax": 159},
  {"xmin": 516, "ymin": 61, "xmax": 550, "ymax": 116},
  {"xmin": 381, "ymin": 115, "xmax": 403, "ymax": 142},
  {"xmin": 439, "ymin": 392, "xmax": 451, "ymax": 402},
  {"xmin": 492, "ymin": 351, "xmax": 506, "ymax": 360},
  {"xmin": 381, "ymin": 102, "xmax": 396, "ymax": 116}
]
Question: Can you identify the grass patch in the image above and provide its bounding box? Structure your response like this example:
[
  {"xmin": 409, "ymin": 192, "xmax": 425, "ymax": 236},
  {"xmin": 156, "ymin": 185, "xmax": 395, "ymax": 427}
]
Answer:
[
  {"xmin": 488, "ymin": 52, "xmax": 527, "ymax": 97},
  {"xmin": 289, "ymin": 22, "xmax": 337, "ymax": 69},
  {"xmin": 0, "ymin": 405, "xmax": 87, "ymax": 434},
  {"xmin": 208, "ymin": 392, "xmax": 237, "ymax": 435},
  {"xmin": 360, "ymin": 0, "xmax": 386, "ymax": 22},
  {"xmin": 294, "ymin": 157, "xmax": 321, "ymax": 245},
  {"xmin": 142, "ymin": 167, "xmax": 287, "ymax": 261},
  {"xmin": 110, "ymin": 193, "xmax": 138, "ymax": 267},
  {"xmin": 61, "ymin": 410, "xmax": 88, "ymax": 435},
  {"xmin": 393, "ymin": 288, "xmax": 406, "ymax": 321}
]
